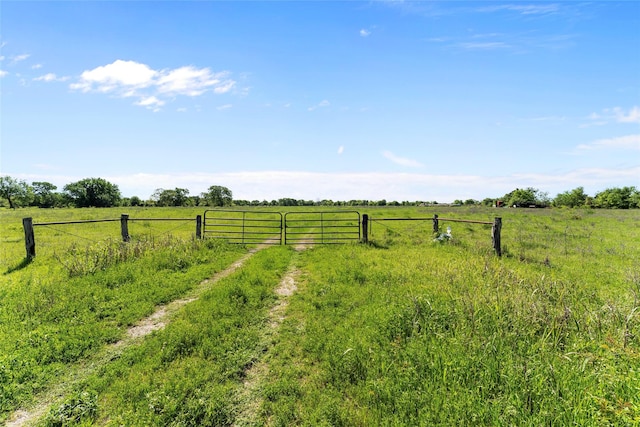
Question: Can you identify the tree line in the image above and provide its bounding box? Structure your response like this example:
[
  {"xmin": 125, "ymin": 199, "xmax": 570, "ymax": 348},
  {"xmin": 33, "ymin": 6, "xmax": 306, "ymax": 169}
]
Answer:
[
  {"xmin": 0, "ymin": 176, "xmax": 233, "ymax": 209},
  {"xmin": 1, "ymin": 176, "xmax": 638, "ymax": 209}
]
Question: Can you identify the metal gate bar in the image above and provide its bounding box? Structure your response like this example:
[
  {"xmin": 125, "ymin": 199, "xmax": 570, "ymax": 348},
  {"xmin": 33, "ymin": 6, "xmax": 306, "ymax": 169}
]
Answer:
[
  {"xmin": 203, "ymin": 210, "xmax": 283, "ymax": 245},
  {"xmin": 284, "ymin": 211, "xmax": 361, "ymax": 245}
]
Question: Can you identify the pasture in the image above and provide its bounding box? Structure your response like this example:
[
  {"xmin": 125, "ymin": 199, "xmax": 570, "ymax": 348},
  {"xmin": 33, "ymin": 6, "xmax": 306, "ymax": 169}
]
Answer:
[{"xmin": 0, "ymin": 206, "xmax": 638, "ymax": 425}]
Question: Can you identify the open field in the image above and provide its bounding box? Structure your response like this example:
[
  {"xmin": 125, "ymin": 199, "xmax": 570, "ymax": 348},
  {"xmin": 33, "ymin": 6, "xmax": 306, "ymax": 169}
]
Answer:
[{"xmin": 1, "ymin": 206, "xmax": 639, "ymax": 425}]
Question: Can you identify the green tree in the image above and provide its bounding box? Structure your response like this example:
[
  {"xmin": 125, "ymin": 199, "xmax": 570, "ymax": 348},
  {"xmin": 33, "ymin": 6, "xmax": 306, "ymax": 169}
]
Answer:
[
  {"xmin": 553, "ymin": 187, "xmax": 588, "ymax": 208},
  {"xmin": 152, "ymin": 188, "xmax": 190, "ymax": 207},
  {"xmin": 594, "ymin": 186, "xmax": 638, "ymax": 209},
  {"xmin": 31, "ymin": 181, "xmax": 60, "ymax": 208},
  {"xmin": 0, "ymin": 176, "xmax": 34, "ymax": 208},
  {"xmin": 201, "ymin": 185, "xmax": 233, "ymax": 207},
  {"xmin": 503, "ymin": 187, "xmax": 549, "ymax": 207},
  {"xmin": 64, "ymin": 178, "xmax": 121, "ymax": 207}
]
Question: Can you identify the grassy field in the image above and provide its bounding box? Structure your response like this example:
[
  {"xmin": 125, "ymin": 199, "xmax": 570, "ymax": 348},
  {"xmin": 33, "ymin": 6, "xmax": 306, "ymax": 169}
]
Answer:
[{"xmin": 1, "ymin": 206, "xmax": 638, "ymax": 425}]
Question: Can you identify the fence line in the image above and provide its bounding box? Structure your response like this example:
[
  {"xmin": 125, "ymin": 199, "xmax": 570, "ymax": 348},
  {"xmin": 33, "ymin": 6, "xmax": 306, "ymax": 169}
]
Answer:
[
  {"xmin": 22, "ymin": 211, "xmax": 502, "ymax": 259},
  {"xmin": 23, "ymin": 214, "xmax": 202, "ymax": 259},
  {"xmin": 364, "ymin": 214, "xmax": 502, "ymax": 256}
]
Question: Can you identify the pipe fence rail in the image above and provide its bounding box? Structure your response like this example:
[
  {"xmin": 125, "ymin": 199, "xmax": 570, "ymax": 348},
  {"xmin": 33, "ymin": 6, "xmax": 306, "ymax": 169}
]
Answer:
[{"xmin": 203, "ymin": 210, "xmax": 283, "ymax": 245}]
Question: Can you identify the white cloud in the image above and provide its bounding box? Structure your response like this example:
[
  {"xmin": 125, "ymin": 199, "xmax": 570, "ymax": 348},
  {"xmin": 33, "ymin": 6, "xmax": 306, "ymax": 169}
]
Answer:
[
  {"xmin": 70, "ymin": 59, "xmax": 235, "ymax": 111},
  {"xmin": 0, "ymin": 70, "xmax": 7, "ymax": 78},
  {"xmin": 360, "ymin": 29, "xmax": 371, "ymax": 37},
  {"xmin": 477, "ymin": 4, "xmax": 560, "ymax": 15},
  {"xmin": 14, "ymin": 166, "xmax": 640, "ymax": 203},
  {"xmin": 34, "ymin": 73, "xmax": 68, "ymax": 82},
  {"xmin": 585, "ymin": 106, "xmax": 640, "ymax": 126},
  {"xmin": 308, "ymin": 100, "xmax": 330, "ymax": 111},
  {"xmin": 338, "ymin": 146, "xmax": 345, "ymax": 155},
  {"xmin": 383, "ymin": 151, "xmax": 424, "ymax": 168},
  {"xmin": 457, "ymin": 41, "xmax": 511, "ymax": 50},
  {"xmin": 577, "ymin": 134, "xmax": 640, "ymax": 151},
  {"xmin": 31, "ymin": 64, "xmax": 42, "ymax": 69},
  {"xmin": 135, "ymin": 96, "xmax": 165, "ymax": 109},
  {"xmin": 614, "ymin": 106, "xmax": 640, "ymax": 124},
  {"xmin": 217, "ymin": 104, "xmax": 232, "ymax": 110},
  {"xmin": 213, "ymin": 79, "xmax": 236, "ymax": 94},
  {"xmin": 71, "ymin": 60, "xmax": 157, "ymax": 93},
  {"xmin": 156, "ymin": 66, "xmax": 233, "ymax": 96},
  {"xmin": 11, "ymin": 53, "xmax": 30, "ymax": 64}
]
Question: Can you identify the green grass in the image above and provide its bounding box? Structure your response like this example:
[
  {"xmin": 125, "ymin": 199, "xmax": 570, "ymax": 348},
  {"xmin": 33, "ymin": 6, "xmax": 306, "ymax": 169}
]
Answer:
[
  {"xmin": 0, "ymin": 208, "xmax": 248, "ymax": 422},
  {"xmin": 1, "ymin": 206, "xmax": 639, "ymax": 425},
  {"xmin": 43, "ymin": 245, "xmax": 295, "ymax": 426},
  {"xmin": 260, "ymin": 207, "xmax": 639, "ymax": 426}
]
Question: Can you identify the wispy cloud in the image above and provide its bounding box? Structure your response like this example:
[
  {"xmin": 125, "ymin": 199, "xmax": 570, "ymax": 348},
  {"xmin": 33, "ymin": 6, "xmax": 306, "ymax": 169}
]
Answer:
[
  {"xmin": 10, "ymin": 53, "xmax": 30, "ymax": 64},
  {"xmin": 31, "ymin": 64, "xmax": 42, "ymax": 70},
  {"xmin": 456, "ymin": 41, "xmax": 511, "ymax": 50},
  {"xmin": 383, "ymin": 151, "xmax": 424, "ymax": 168},
  {"xmin": 135, "ymin": 96, "xmax": 165, "ymax": 111},
  {"xmin": 614, "ymin": 106, "xmax": 640, "ymax": 124},
  {"xmin": 338, "ymin": 146, "xmax": 345, "ymax": 155},
  {"xmin": 70, "ymin": 59, "xmax": 236, "ymax": 111},
  {"xmin": 431, "ymin": 30, "xmax": 575, "ymax": 53},
  {"xmin": 384, "ymin": 1, "xmax": 565, "ymax": 19},
  {"xmin": 476, "ymin": 4, "xmax": 561, "ymax": 16},
  {"xmin": 308, "ymin": 99, "xmax": 330, "ymax": 111},
  {"xmin": 577, "ymin": 134, "xmax": 640, "ymax": 151},
  {"xmin": 34, "ymin": 73, "xmax": 69, "ymax": 82},
  {"xmin": 0, "ymin": 70, "xmax": 7, "ymax": 78},
  {"xmin": 359, "ymin": 29, "xmax": 371, "ymax": 37},
  {"xmin": 584, "ymin": 106, "xmax": 640, "ymax": 126},
  {"xmin": 524, "ymin": 115, "xmax": 567, "ymax": 123},
  {"xmin": 217, "ymin": 104, "xmax": 232, "ymax": 111}
]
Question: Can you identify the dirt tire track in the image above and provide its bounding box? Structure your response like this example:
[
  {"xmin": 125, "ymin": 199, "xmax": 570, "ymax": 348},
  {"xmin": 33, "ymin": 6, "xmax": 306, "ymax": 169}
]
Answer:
[
  {"xmin": 5, "ymin": 245, "xmax": 267, "ymax": 427},
  {"xmin": 233, "ymin": 243, "xmax": 308, "ymax": 427}
]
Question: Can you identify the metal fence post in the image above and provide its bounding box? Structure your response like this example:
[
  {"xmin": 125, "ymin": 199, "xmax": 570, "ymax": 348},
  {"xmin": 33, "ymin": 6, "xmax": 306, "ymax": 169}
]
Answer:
[
  {"xmin": 433, "ymin": 214, "xmax": 439, "ymax": 234},
  {"xmin": 23, "ymin": 217, "xmax": 36, "ymax": 259}
]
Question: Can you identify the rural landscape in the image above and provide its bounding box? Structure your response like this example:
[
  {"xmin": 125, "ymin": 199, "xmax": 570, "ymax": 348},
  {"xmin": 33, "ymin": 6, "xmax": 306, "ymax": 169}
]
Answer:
[
  {"xmin": 1, "ymin": 181, "xmax": 639, "ymax": 425},
  {"xmin": 2, "ymin": 0, "xmax": 639, "ymax": 425}
]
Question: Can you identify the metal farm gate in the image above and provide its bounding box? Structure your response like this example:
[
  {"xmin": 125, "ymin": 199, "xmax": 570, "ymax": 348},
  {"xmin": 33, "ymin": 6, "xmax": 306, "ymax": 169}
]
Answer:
[
  {"xmin": 203, "ymin": 210, "xmax": 283, "ymax": 245},
  {"xmin": 284, "ymin": 211, "xmax": 361, "ymax": 245},
  {"xmin": 203, "ymin": 210, "xmax": 362, "ymax": 246}
]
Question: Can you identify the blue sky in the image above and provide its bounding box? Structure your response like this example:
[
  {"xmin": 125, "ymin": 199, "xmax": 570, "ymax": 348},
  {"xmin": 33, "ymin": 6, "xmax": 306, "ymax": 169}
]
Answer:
[{"xmin": 1, "ymin": 1, "xmax": 638, "ymax": 202}]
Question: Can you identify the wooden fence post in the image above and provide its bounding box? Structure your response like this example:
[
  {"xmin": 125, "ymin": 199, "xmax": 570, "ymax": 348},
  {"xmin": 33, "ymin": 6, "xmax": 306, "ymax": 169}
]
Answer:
[
  {"xmin": 121, "ymin": 214, "xmax": 130, "ymax": 242},
  {"xmin": 362, "ymin": 214, "xmax": 368, "ymax": 244},
  {"xmin": 433, "ymin": 214, "xmax": 439, "ymax": 234},
  {"xmin": 23, "ymin": 217, "xmax": 36, "ymax": 259},
  {"xmin": 196, "ymin": 215, "xmax": 202, "ymax": 239},
  {"xmin": 492, "ymin": 217, "xmax": 502, "ymax": 257}
]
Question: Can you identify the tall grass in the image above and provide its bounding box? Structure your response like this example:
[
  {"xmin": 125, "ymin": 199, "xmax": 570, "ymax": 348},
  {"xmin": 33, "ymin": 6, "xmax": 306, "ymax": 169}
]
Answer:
[
  {"xmin": 42, "ymin": 246, "xmax": 294, "ymax": 426},
  {"xmin": 0, "ymin": 208, "xmax": 247, "ymax": 421},
  {"xmin": 1, "ymin": 206, "xmax": 638, "ymax": 425},
  {"xmin": 260, "ymin": 208, "xmax": 639, "ymax": 425}
]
